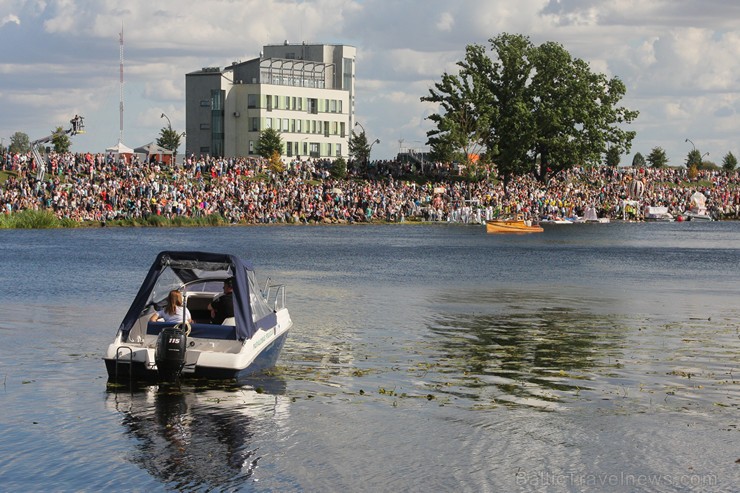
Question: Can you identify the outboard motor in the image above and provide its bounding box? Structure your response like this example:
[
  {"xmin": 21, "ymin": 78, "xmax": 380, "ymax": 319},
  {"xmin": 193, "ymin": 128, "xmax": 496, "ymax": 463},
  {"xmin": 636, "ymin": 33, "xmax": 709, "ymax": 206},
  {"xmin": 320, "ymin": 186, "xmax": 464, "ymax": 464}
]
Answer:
[{"xmin": 155, "ymin": 326, "xmax": 187, "ymax": 383}]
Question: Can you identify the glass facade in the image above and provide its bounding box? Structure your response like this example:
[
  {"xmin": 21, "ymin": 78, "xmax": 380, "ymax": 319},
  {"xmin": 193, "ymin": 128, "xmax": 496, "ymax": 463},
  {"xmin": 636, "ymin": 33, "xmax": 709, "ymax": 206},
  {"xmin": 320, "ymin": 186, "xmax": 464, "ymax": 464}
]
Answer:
[{"xmin": 210, "ymin": 89, "xmax": 224, "ymax": 157}]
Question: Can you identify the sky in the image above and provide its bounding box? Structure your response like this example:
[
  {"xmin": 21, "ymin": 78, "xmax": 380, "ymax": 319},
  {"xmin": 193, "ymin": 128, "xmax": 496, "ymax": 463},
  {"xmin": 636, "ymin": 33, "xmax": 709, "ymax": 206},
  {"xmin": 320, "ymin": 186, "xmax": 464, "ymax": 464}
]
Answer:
[{"xmin": 1, "ymin": 0, "xmax": 740, "ymax": 165}]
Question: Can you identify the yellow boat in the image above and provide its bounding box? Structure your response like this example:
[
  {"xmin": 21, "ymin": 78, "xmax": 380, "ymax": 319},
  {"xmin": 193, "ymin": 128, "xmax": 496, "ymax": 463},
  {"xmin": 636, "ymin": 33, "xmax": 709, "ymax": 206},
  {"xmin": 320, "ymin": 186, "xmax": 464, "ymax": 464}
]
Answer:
[{"xmin": 485, "ymin": 218, "xmax": 544, "ymax": 234}]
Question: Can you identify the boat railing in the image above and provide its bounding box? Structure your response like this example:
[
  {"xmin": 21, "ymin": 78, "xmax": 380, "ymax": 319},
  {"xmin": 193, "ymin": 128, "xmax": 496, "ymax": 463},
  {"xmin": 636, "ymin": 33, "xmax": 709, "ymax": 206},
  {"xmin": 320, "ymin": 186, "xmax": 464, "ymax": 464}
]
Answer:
[{"xmin": 265, "ymin": 284, "xmax": 287, "ymax": 311}]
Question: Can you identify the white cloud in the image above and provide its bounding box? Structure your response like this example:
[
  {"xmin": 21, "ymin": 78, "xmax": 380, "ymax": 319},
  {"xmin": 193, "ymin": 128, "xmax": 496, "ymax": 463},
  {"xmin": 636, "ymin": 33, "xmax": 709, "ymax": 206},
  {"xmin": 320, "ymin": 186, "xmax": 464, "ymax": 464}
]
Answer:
[
  {"xmin": 436, "ymin": 12, "xmax": 454, "ymax": 32},
  {"xmin": 1, "ymin": 14, "xmax": 20, "ymax": 26}
]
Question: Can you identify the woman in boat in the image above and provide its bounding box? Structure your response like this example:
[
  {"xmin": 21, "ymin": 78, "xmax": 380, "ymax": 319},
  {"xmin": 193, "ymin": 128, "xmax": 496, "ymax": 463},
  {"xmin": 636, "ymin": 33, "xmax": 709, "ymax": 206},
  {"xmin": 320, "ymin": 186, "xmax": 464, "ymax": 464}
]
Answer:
[{"xmin": 149, "ymin": 290, "xmax": 193, "ymax": 324}]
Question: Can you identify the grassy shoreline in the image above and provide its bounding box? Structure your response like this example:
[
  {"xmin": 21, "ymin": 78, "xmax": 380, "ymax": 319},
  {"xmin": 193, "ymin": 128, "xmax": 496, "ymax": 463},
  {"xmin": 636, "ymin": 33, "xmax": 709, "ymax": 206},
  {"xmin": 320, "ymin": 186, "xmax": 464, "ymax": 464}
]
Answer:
[
  {"xmin": 1, "ymin": 208, "xmax": 736, "ymax": 230},
  {"xmin": 0, "ymin": 209, "xmax": 427, "ymax": 229}
]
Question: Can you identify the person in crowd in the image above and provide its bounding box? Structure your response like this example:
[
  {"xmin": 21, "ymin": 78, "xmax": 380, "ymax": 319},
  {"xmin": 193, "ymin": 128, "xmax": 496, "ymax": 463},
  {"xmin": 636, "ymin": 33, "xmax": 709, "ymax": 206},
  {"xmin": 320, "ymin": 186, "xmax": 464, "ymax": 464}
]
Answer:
[{"xmin": 2, "ymin": 150, "xmax": 739, "ymax": 223}]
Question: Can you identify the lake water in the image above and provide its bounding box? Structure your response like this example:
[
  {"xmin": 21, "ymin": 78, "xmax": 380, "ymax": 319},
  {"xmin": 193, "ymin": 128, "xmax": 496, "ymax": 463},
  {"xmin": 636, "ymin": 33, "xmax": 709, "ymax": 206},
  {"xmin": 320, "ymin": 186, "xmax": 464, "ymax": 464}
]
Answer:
[{"xmin": 0, "ymin": 222, "xmax": 737, "ymax": 492}]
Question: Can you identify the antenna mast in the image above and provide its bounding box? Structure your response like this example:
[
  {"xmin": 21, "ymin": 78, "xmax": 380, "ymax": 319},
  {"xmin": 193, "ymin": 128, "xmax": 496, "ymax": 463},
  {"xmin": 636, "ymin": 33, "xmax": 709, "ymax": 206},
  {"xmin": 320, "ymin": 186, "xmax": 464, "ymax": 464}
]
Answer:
[{"xmin": 119, "ymin": 23, "xmax": 124, "ymax": 143}]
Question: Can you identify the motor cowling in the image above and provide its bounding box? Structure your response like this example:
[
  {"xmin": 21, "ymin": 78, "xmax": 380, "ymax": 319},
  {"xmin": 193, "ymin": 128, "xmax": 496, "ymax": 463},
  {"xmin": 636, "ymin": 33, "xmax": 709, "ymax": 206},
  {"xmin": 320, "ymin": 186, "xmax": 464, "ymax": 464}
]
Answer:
[{"xmin": 155, "ymin": 327, "xmax": 187, "ymax": 383}]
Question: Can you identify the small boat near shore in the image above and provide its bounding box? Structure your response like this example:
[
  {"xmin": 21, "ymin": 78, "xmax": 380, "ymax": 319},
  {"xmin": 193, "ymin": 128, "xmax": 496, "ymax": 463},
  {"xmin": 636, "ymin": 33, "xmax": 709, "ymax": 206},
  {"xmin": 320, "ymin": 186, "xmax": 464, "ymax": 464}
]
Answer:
[
  {"xmin": 486, "ymin": 218, "xmax": 544, "ymax": 234},
  {"xmin": 644, "ymin": 206, "xmax": 675, "ymax": 222},
  {"xmin": 104, "ymin": 251, "xmax": 292, "ymax": 383}
]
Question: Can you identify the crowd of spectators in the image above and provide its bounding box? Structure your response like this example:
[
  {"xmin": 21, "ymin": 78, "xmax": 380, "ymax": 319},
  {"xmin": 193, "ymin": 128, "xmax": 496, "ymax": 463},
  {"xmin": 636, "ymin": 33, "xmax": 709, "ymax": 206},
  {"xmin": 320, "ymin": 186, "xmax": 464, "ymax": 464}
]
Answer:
[{"xmin": 2, "ymin": 150, "xmax": 739, "ymax": 225}]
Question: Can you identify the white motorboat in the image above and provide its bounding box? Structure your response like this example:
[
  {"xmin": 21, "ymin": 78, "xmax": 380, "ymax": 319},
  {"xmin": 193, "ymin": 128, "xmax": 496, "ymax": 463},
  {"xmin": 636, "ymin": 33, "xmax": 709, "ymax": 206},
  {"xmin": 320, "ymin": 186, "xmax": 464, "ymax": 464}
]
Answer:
[
  {"xmin": 104, "ymin": 251, "xmax": 292, "ymax": 383},
  {"xmin": 644, "ymin": 206, "xmax": 675, "ymax": 222}
]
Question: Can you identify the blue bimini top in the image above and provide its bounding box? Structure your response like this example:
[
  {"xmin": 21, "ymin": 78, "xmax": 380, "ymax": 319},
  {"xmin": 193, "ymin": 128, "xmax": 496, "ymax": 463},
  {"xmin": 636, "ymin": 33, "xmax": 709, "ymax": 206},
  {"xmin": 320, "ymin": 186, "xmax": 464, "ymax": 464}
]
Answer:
[{"xmin": 119, "ymin": 251, "xmax": 258, "ymax": 341}]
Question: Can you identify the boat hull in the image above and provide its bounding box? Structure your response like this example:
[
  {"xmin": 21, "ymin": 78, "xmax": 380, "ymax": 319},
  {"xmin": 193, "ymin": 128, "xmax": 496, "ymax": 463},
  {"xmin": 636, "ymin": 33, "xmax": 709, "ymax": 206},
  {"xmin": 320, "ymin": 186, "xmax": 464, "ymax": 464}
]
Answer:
[
  {"xmin": 486, "ymin": 219, "xmax": 543, "ymax": 234},
  {"xmin": 105, "ymin": 330, "xmax": 289, "ymax": 383}
]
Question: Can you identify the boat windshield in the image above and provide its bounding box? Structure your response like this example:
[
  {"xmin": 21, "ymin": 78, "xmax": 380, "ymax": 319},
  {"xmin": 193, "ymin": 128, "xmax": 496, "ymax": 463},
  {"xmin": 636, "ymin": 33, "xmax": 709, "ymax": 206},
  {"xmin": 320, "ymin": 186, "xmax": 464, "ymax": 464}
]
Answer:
[
  {"xmin": 146, "ymin": 266, "xmax": 232, "ymax": 305},
  {"xmin": 247, "ymin": 270, "xmax": 273, "ymax": 322},
  {"xmin": 184, "ymin": 280, "xmax": 224, "ymax": 295},
  {"xmin": 146, "ymin": 267, "xmax": 183, "ymax": 305}
]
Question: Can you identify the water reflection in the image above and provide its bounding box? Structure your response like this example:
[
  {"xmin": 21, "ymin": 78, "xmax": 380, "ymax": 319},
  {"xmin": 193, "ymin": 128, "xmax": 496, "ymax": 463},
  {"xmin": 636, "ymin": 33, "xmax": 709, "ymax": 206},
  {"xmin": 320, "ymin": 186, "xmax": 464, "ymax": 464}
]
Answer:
[
  {"xmin": 424, "ymin": 288, "xmax": 628, "ymax": 410},
  {"xmin": 106, "ymin": 378, "xmax": 289, "ymax": 491}
]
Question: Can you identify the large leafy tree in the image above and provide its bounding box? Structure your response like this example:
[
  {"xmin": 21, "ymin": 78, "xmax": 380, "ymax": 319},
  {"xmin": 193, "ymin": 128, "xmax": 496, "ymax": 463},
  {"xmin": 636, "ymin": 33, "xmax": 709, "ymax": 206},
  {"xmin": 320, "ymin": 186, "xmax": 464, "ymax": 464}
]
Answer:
[
  {"xmin": 423, "ymin": 33, "xmax": 638, "ymax": 187},
  {"xmin": 632, "ymin": 152, "xmax": 646, "ymax": 168},
  {"xmin": 157, "ymin": 126, "xmax": 184, "ymax": 157},
  {"xmin": 255, "ymin": 128, "xmax": 283, "ymax": 159},
  {"xmin": 421, "ymin": 63, "xmax": 490, "ymax": 177}
]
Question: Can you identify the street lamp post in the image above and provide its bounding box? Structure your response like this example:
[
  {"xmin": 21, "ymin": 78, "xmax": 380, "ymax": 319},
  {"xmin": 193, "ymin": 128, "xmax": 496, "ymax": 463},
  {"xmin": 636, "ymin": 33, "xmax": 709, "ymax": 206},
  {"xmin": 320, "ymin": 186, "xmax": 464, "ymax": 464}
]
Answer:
[
  {"xmin": 369, "ymin": 138, "xmax": 380, "ymax": 153},
  {"xmin": 685, "ymin": 138, "xmax": 695, "ymax": 152},
  {"xmin": 367, "ymin": 138, "xmax": 380, "ymax": 175},
  {"xmin": 161, "ymin": 112, "xmax": 172, "ymax": 130},
  {"xmin": 160, "ymin": 113, "xmax": 177, "ymax": 164}
]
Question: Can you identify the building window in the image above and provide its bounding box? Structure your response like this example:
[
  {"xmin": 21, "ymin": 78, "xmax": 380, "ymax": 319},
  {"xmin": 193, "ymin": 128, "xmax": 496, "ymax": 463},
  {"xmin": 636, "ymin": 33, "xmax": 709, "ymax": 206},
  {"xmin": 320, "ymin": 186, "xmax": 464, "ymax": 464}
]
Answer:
[
  {"xmin": 336, "ymin": 144, "xmax": 342, "ymax": 157},
  {"xmin": 211, "ymin": 90, "xmax": 223, "ymax": 111},
  {"xmin": 340, "ymin": 122, "xmax": 346, "ymax": 138},
  {"xmin": 324, "ymin": 121, "xmax": 329, "ymax": 137},
  {"xmin": 250, "ymin": 117, "xmax": 260, "ymax": 132},
  {"xmin": 249, "ymin": 140, "xmax": 254, "ymax": 154},
  {"xmin": 338, "ymin": 100, "xmax": 342, "ymax": 113},
  {"xmin": 296, "ymin": 120, "xmax": 302, "ymax": 132},
  {"xmin": 265, "ymin": 118, "xmax": 272, "ymax": 129},
  {"xmin": 343, "ymin": 57, "xmax": 353, "ymax": 91},
  {"xmin": 308, "ymin": 98, "xmax": 318, "ymax": 114},
  {"xmin": 266, "ymin": 95, "xmax": 273, "ymax": 111},
  {"xmin": 248, "ymin": 94, "xmax": 257, "ymax": 108},
  {"xmin": 309, "ymin": 143, "xmax": 319, "ymax": 158},
  {"xmin": 283, "ymin": 119, "xmax": 289, "ymax": 132},
  {"xmin": 200, "ymin": 100, "xmax": 210, "ymax": 107},
  {"xmin": 327, "ymin": 143, "xmax": 332, "ymax": 156},
  {"xmin": 287, "ymin": 142, "xmax": 293, "ymax": 157},
  {"xmin": 297, "ymin": 98, "xmax": 303, "ymax": 111}
]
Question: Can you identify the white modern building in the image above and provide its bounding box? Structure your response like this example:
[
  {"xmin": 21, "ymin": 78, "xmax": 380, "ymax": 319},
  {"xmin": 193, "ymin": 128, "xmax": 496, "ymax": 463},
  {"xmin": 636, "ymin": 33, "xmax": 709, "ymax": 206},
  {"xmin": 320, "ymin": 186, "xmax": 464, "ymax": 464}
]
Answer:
[{"xmin": 185, "ymin": 42, "xmax": 356, "ymax": 160}]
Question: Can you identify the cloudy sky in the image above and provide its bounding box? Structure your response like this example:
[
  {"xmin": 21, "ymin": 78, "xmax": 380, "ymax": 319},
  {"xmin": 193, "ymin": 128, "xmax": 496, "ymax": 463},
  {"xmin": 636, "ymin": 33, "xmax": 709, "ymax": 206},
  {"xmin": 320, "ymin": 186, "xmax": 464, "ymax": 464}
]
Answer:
[{"xmin": 1, "ymin": 0, "xmax": 739, "ymax": 165}]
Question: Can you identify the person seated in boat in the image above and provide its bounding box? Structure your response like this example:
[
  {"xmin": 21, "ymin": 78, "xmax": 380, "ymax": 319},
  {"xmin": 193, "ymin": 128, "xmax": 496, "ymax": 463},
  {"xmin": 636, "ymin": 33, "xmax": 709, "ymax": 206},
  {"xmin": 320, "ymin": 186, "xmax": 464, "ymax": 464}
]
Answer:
[
  {"xmin": 149, "ymin": 290, "xmax": 192, "ymax": 324},
  {"xmin": 208, "ymin": 277, "xmax": 235, "ymax": 324}
]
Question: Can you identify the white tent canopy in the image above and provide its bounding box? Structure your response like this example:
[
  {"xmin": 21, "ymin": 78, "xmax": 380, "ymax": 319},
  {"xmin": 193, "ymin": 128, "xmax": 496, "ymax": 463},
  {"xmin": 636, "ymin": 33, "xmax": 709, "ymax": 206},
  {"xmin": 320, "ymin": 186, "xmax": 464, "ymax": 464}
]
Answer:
[{"xmin": 105, "ymin": 141, "xmax": 134, "ymax": 154}]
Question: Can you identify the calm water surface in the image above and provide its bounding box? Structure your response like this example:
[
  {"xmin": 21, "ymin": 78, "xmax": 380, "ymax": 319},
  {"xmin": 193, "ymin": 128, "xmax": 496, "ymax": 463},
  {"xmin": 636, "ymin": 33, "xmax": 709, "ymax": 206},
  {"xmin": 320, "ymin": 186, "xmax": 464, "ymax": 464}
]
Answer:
[{"xmin": 0, "ymin": 222, "xmax": 738, "ymax": 492}]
